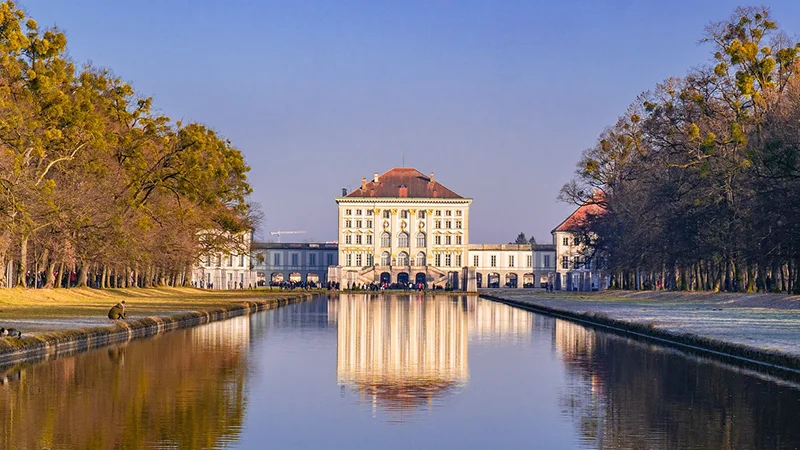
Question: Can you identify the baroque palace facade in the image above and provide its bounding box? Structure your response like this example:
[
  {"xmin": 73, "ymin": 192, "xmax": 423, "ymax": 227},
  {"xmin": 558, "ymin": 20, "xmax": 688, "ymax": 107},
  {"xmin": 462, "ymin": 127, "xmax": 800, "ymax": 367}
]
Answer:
[
  {"xmin": 193, "ymin": 167, "xmax": 606, "ymax": 292},
  {"xmin": 328, "ymin": 168, "xmax": 472, "ymax": 289}
]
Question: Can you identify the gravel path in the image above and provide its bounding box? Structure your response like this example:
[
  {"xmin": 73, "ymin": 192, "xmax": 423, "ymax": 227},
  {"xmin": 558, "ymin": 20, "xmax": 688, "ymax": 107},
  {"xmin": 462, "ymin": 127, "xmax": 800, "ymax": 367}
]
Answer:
[{"xmin": 482, "ymin": 289, "xmax": 800, "ymax": 359}]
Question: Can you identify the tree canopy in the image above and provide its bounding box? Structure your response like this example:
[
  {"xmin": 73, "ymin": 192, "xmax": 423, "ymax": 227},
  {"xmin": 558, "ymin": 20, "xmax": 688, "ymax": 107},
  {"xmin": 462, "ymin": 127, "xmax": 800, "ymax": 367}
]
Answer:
[
  {"xmin": 0, "ymin": 1, "xmax": 253, "ymax": 288},
  {"xmin": 561, "ymin": 6, "xmax": 800, "ymax": 293}
]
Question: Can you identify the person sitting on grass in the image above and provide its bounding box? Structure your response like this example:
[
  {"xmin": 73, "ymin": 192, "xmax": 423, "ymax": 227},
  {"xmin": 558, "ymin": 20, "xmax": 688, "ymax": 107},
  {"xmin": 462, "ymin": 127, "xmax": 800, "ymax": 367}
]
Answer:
[{"xmin": 108, "ymin": 301, "xmax": 127, "ymax": 321}]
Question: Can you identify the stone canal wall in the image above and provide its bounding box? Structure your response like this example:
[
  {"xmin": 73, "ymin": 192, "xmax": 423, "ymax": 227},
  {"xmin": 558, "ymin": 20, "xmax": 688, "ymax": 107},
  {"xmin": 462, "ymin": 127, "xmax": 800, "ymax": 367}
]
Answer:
[
  {"xmin": 0, "ymin": 293, "xmax": 312, "ymax": 366},
  {"xmin": 480, "ymin": 292, "xmax": 800, "ymax": 374}
]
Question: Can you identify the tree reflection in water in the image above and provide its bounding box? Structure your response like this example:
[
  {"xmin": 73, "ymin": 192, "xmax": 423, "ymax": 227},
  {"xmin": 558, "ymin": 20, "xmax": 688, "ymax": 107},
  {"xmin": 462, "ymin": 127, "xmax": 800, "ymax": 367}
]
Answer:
[
  {"xmin": 0, "ymin": 317, "xmax": 250, "ymax": 450},
  {"xmin": 554, "ymin": 319, "xmax": 800, "ymax": 449}
]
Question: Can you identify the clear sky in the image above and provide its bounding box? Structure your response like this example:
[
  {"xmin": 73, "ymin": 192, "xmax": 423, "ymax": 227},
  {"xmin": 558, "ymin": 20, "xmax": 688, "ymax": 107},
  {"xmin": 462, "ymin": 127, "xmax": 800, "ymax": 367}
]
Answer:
[{"xmin": 20, "ymin": 1, "xmax": 800, "ymax": 243}]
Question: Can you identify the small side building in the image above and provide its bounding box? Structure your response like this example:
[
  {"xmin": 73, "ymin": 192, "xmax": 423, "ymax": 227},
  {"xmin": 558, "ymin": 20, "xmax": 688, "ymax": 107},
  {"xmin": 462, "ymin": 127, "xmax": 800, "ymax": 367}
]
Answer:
[
  {"xmin": 551, "ymin": 197, "xmax": 608, "ymax": 291},
  {"xmin": 251, "ymin": 242, "xmax": 338, "ymax": 286}
]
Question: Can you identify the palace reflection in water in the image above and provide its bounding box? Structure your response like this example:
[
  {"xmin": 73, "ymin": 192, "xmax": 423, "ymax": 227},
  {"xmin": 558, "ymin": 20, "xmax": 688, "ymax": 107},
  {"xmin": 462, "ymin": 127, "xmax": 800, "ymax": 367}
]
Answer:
[{"xmin": 328, "ymin": 294, "xmax": 534, "ymax": 420}]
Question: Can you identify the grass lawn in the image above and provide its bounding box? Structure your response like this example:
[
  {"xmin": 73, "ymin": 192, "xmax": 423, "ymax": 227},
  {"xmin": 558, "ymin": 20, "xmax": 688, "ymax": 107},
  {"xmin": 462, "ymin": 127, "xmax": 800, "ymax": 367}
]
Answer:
[{"xmin": 0, "ymin": 287, "xmax": 313, "ymax": 333}]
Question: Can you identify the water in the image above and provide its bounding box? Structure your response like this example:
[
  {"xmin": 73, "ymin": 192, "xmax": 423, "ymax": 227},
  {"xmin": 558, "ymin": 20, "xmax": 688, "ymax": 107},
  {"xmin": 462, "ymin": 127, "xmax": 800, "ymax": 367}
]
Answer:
[{"xmin": 1, "ymin": 294, "xmax": 799, "ymax": 449}]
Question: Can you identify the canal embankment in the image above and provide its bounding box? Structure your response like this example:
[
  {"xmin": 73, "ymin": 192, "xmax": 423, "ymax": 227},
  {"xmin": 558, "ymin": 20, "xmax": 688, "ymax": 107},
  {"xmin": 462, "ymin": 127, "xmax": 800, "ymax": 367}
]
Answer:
[
  {"xmin": 480, "ymin": 290, "xmax": 800, "ymax": 373},
  {"xmin": 0, "ymin": 287, "xmax": 314, "ymax": 365}
]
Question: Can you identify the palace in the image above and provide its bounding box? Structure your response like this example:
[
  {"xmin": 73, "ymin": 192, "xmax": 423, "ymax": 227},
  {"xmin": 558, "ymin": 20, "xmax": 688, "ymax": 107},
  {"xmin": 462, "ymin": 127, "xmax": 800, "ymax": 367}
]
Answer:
[{"xmin": 328, "ymin": 168, "xmax": 472, "ymax": 289}]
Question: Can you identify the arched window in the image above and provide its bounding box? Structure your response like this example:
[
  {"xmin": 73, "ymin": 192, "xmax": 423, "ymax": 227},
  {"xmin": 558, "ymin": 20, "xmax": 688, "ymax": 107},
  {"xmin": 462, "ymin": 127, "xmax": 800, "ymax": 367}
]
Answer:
[
  {"xmin": 416, "ymin": 232, "xmax": 426, "ymax": 247},
  {"xmin": 397, "ymin": 252, "xmax": 409, "ymax": 266},
  {"xmin": 381, "ymin": 232, "xmax": 390, "ymax": 247},
  {"xmin": 398, "ymin": 232, "xmax": 409, "ymax": 247},
  {"xmin": 381, "ymin": 252, "xmax": 390, "ymax": 266},
  {"xmin": 416, "ymin": 252, "xmax": 426, "ymax": 266}
]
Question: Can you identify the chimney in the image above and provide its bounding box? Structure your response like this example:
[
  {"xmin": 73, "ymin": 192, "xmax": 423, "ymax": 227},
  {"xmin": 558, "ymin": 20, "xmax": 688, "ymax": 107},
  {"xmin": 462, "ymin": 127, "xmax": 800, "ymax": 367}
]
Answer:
[
  {"xmin": 361, "ymin": 177, "xmax": 366, "ymax": 189},
  {"xmin": 342, "ymin": 187, "xmax": 347, "ymax": 196},
  {"xmin": 429, "ymin": 172, "xmax": 435, "ymax": 184},
  {"xmin": 399, "ymin": 185, "xmax": 408, "ymax": 198},
  {"xmin": 373, "ymin": 172, "xmax": 379, "ymax": 183}
]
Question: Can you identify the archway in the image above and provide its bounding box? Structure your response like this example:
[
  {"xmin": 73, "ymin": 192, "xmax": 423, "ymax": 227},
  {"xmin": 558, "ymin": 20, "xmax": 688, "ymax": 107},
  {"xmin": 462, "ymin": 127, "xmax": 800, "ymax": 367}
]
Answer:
[
  {"xmin": 523, "ymin": 273, "xmax": 535, "ymax": 288},
  {"xmin": 476, "ymin": 273, "xmax": 483, "ymax": 288},
  {"xmin": 289, "ymin": 272, "xmax": 302, "ymax": 283},
  {"xmin": 397, "ymin": 272, "xmax": 410, "ymax": 285},
  {"xmin": 380, "ymin": 251, "xmax": 390, "ymax": 266},
  {"xmin": 380, "ymin": 272, "xmax": 391, "ymax": 285},
  {"xmin": 487, "ymin": 272, "xmax": 500, "ymax": 288},
  {"xmin": 306, "ymin": 273, "xmax": 319, "ymax": 287},
  {"xmin": 505, "ymin": 273, "xmax": 518, "ymax": 288},
  {"xmin": 415, "ymin": 272, "xmax": 427, "ymax": 286},
  {"xmin": 271, "ymin": 272, "xmax": 284, "ymax": 283}
]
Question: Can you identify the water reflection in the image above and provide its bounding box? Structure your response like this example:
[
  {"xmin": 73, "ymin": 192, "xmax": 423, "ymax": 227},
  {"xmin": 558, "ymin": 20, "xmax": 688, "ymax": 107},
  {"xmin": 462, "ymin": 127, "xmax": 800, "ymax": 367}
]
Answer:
[
  {"xmin": 554, "ymin": 319, "xmax": 800, "ymax": 449},
  {"xmin": 330, "ymin": 294, "xmax": 469, "ymax": 419},
  {"xmin": 0, "ymin": 318, "xmax": 250, "ymax": 450}
]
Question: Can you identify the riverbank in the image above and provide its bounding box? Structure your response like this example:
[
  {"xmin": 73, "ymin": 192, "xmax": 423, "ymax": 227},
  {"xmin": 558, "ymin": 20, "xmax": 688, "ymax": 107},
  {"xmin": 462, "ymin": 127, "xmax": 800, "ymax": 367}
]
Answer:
[
  {"xmin": 480, "ymin": 289, "xmax": 800, "ymax": 373},
  {"xmin": 0, "ymin": 287, "xmax": 314, "ymax": 364}
]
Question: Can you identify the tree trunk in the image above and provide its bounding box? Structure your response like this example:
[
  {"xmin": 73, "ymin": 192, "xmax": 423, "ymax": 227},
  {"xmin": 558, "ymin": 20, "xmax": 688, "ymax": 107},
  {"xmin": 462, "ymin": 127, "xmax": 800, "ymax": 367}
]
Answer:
[
  {"xmin": 77, "ymin": 262, "xmax": 88, "ymax": 287},
  {"xmin": 16, "ymin": 235, "xmax": 28, "ymax": 288}
]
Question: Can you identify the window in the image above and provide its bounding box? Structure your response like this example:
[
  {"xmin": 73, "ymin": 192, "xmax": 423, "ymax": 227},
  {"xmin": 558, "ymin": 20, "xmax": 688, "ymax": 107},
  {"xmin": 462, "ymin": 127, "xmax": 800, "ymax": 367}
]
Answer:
[
  {"xmin": 381, "ymin": 232, "xmax": 390, "ymax": 247},
  {"xmin": 291, "ymin": 254, "xmax": 299, "ymax": 266},
  {"xmin": 273, "ymin": 254, "xmax": 281, "ymax": 266},
  {"xmin": 585, "ymin": 258, "xmax": 591, "ymax": 270},
  {"xmin": 240, "ymin": 255, "xmax": 245, "ymax": 267},
  {"xmin": 445, "ymin": 210, "xmax": 452, "ymax": 216},
  {"xmin": 366, "ymin": 219, "xmax": 372, "ymax": 228},
  {"xmin": 327, "ymin": 254, "xmax": 334, "ymax": 266},
  {"xmin": 435, "ymin": 220, "xmax": 442, "ymax": 228},
  {"xmin": 416, "ymin": 232, "xmax": 426, "ymax": 247},
  {"xmin": 217, "ymin": 254, "xmax": 222, "ymax": 266},
  {"xmin": 456, "ymin": 254, "xmax": 461, "ymax": 266},
  {"xmin": 356, "ymin": 220, "xmax": 362, "ymax": 228},
  {"xmin": 456, "ymin": 235, "xmax": 462, "ymax": 245},
  {"xmin": 456, "ymin": 210, "xmax": 462, "ymax": 216},
  {"xmin": 229, "ymin": 255, "xmax": 233, "ymax": 267},
  {"xmin": 345, "ymin": 235, "xmax": 352, "ymax": 244},
  {"xmin": 345, "ymin": 209, "xmax": 352, "ymax": 215},
  {"xmin": 418, "ymin": 210, "xmax": 426, "ymax": 219},
  {"xmin": 573, "ymin": 256, "xmax": 581, "ymax": 269},
  {"xmin": 400, "ymin": 210, "xmax": 408, "ymax": 219},
  {"xmin": 445, "ymin": 235, "xmax": 451, "ymax": 245},
  {"xmin": 309, "ymin": 254, "xmax": 317, "ymax": 266},
  {"xmin": 445, "ymin": 253, "xmax": 451, "ymax": 266},
  {"xmin": 355, "ymin": 253, "xmax": 362, "ymax": 266},
  {"xmin": 381, "ymin": 252, "xmax": 390, "ymax": 266},
  {"xmin": 435, "ymin": 235, "xmax": 441, "ymax": 245},
  {"xmin": 473, "ymin": 255, "xmax": 479, "ymax": 266},
  {"xmin": 445, "ymin": 220, "xmax": 451, "ymax": 228},
  {"xmin": 416, "ymin": 252, "xmax": 426, "ymax": 266},
  {"xmin": 366, "ymin": 209, "xmax": 373, "ymax": 216},
  {"xmin": 435, "ymin": 254, "xmax": 441, "ymax": 266},
  {"xmin": 345, "ymin": 254, "xmax": 352, "ymax": 266},
  {"xmin": 563, "ymin": 237, "xmax": 569, "ymax": 246},
  {"xmin": 526, "ymin": 255, "xmax": 532, "ymax": 267},
  {"xmin": 356, "ymin": 209, "xmax": 361, "ymax": 215},
  {"xmin": 398, "ymin": 232, "xmax": 409, "ymax": 247},
  {"xmin": 345, "ymin": 219, "xmax": 352, "ymax": 228},
  {"xmin": 398, "ymin": 252, "xmax": 409, "ymax": 266},
  {"xmin": 562, "ymin": 256, "xmax": 569, "ymax": 269},
  {"xmin": 382, "ymin": 210, "xmax": 390, "ymax": 219},
  {"xmin": 435, "ymin": 210, "xmax": 442, "ymax": 216},
  {"xmin": 491, "ymin": 255, "xmax": 497, "ymax": 267},
  {"xmin": 574, "ymin": 237, "xmax": 581, "ymax": 246},
  {"xmin": 367, "ymin": 254, "xmax": 374, "ymax": 265},
  {"xmin": 366, "ymin": 234, "xmax": 373, "ymax": 245},
  {"xmin": 355, "ymin": 234, "xmax": 362, "ymax": 245},
  {"xmin": 509, "ymin": 255, "xmax": 515, "ymax": 267},
  {"xmin": 544, "ymin": 255, "xmax": 551, "ymax": 268},
  {"xmin": 455, "ymin": 220, "xmax": 462, "ymax": 229}
]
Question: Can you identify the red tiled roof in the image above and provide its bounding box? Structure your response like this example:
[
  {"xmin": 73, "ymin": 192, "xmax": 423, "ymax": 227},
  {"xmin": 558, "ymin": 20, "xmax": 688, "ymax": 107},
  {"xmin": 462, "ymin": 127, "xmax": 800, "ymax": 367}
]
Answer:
[
  {"xmin": 344, "ymin": 168, "xmax": 463, "ymax": 199},
  {"xmin": 552, "ymin": 194, "xmax": 606, "ymax": 233}
]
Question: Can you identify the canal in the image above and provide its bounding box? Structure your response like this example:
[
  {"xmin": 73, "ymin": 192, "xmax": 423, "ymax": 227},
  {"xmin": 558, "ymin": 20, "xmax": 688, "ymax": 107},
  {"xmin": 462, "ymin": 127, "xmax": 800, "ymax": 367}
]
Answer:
[{"xmin": 1, "ymin": 294, "xmax": 799, "ymax": 449}]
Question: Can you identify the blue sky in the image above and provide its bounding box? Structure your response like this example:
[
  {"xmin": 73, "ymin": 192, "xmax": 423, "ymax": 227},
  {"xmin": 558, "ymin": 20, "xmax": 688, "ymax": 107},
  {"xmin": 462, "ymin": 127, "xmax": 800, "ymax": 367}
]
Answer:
[{"xmin": 21, "ymin": 1, "xmax": 800, "ymax": 243}]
